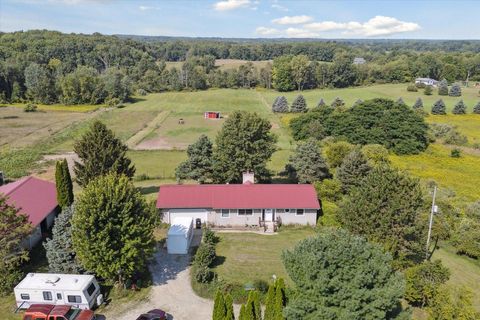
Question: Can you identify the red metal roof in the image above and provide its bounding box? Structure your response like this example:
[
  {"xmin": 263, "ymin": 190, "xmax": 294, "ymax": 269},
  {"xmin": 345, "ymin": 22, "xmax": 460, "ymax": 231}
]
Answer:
[
  {"xmin": 0, "ymin": 176, "xmax": 58, "ymax": 226},
  {"xmin": 156, "ymin": 184, "xmax": 320, "ymax": 209}
]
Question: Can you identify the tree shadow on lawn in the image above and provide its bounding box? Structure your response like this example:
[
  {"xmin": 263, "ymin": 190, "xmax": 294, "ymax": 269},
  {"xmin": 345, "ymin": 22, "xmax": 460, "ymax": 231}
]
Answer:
[{"xmin": 210, "ymin": 256, "xmax": 226, "ymax": 269}]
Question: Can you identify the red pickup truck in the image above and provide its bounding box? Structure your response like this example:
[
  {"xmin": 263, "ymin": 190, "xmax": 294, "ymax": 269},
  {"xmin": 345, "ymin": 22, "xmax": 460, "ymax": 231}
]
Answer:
[{"xmin": 23, "ymin": 304, "xmax": 95, "ymax": 320}]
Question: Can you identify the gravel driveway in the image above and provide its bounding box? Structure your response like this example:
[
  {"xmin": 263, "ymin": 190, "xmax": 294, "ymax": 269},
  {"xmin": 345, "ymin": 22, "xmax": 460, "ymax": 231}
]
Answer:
[{"xmin": 106, "ymin": 247, "xmax": 213, "ymax": 320}]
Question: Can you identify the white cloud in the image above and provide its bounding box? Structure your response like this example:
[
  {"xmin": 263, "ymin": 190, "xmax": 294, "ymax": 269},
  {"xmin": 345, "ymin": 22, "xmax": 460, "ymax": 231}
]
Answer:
[
  {"xmin": 271, "ymin": 4, "xmax": 288, "ymax": 12},
  {"xmin": 139, "ymin": 5, "xmax": 159, "ymax": 11},
  {"xmin": 304, "ymin": 16, "xmax": 420, "ymax": 37},
  {"xmin": 285, "ymin": 27, "xmax": 319, "ymax": 38},
  {"xmin": 255, "ymin": 26, "xmax": 281, "ymax": 36},
  {"xmin": 214, "ymin": 0, "xmax": 251, "ymax": 11},
  {"xmin": 272, "ymin": 15, "xmax": 313, "ymax": 25}
]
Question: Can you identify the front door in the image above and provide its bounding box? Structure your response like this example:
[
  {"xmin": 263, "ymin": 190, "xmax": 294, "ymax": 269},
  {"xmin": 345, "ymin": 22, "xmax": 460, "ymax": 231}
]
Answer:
[{"xmin": 264, "ymin": 209, "xmax": 274, "ymax": 222}]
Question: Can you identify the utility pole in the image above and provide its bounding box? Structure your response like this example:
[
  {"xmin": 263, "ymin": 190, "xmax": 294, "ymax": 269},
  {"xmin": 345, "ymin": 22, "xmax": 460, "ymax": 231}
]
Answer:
[{"xmin": 425, "ymin": 185, "xmax": 438, "ymax": 260}]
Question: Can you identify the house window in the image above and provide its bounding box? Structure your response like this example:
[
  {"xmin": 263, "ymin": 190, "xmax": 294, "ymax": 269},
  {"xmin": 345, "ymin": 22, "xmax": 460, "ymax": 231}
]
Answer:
[
  {"xmin": 43, "ymin": 291, "xmax": 53, "ymax": 301},
  {"xmin": 238, "ymin": 209, "xmax": 253, "ymax": 216},
  {"xmin": 284, "ymin": 209, "xmax": 290, "ymax": 213},
  {"xmin": 253, "ymin": 209, "xmax": 261, "ymax": 214},
  {"xmin": 67, "ymin": 295, "xmax": 82, "ymax": 303},
  {"xmin": 87, "ymin": 283, "xmax": 96, "ymax": 296},
  {"xmin": 296, "ymin": 209, "xmax": 304, "ymax": 216},
  {"xmin": 221, "ymin": 209, "xmax": 230, "ymax": 218},
  {"xmin": 276, "ymin": 209, "xmax": 285, "ymax": 213},
  {"xmin": 20, "ymin": 293, "xmax": 30, "ymax": 300}
]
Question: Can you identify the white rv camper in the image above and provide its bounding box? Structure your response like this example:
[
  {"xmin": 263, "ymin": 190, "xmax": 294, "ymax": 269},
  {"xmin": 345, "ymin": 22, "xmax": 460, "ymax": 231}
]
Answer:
[
  {"xmin": 14, "ymin": 273, "xmax": 102, "ymax": 310},
  {"xmin": 167, "ymin": 217, "xmax": 194, "ymax": 254}
]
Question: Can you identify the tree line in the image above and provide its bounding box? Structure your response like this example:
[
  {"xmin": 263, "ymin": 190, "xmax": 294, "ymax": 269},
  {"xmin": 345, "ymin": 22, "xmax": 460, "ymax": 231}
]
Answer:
[{"xmin": 1, "ymin": 30, "xmax": 480, "ymax": 104}]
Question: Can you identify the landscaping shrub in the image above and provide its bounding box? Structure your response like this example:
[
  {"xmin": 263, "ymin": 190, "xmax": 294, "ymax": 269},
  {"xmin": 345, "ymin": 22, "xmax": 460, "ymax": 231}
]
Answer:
[
  {"xmin": 424, "ymin": 85, "xmax": 433, "ymax": 95},
  {"xmin": 253, "ymin": 279, "xmax": 269, "ymax": 293},
  {"xmin": 195, "ymin": 265, "xmax": 215, "ymax": 283},
  {"xmin": 404, "ymin": 260, "xmax": 450, "ymax": 307},
  {"xmin": 412, "ymin": 97, "xmax": 423, "ymax": 110},
  {"xmin": 450, "ymin": 148, "xmax": 461, "ymax": 158},
  {"xmin": 416, "ymin": 82, "xmax": 426, "ymax": 89},
  {"xmin": 290, "ymin": 95, "xmax": 307, "ymax": 113},
  {"xmin": 24, "ymin": 103, "xmax": 37, "ymax": 112},
  {"xmin": 203, "ymin": 227, "xmax": 219, "ymax": 245},
  {"xmin": 194, "ymin": 243, "xmax": 216, "ymax": 268},
  {"xmin": 330, "ymin": 96, "xmax": 345, "ymax": 108},
  {"xmin": 448, "ymin": 83, "xmax": 462, "ymax": 96},
  {"xmin": 452, "ymin": 100, "xmax": 467, "ymax": 114},
  {"xmin": 431, "ymin": 99, "xmax": 446, "ymax": 115},
  {"xmin": 406, "ymin": 84, "xmax": 418, "ymax": 92}
]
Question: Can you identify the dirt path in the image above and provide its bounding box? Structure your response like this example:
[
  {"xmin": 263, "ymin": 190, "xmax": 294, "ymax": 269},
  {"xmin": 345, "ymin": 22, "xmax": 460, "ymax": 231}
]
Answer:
[{"xmin": 126, "ymin": 111, "xmax": 170, "ymax": 149}]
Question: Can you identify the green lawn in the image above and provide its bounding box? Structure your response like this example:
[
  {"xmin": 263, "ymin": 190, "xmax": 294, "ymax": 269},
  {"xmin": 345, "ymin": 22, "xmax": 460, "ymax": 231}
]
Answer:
[{"xmin": 213, "ymin": 227, "xmax": 316, "ymax": 286}]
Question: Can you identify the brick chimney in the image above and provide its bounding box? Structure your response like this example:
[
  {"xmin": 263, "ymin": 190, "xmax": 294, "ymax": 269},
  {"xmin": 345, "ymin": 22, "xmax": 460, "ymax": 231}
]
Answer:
[{"xmin": 242, "ymin": 171, "xmax": 254, "ymax": 184}]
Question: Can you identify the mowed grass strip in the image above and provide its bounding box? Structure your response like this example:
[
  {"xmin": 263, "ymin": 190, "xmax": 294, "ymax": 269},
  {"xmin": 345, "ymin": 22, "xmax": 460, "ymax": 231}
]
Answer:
[
  {"xmin": 390, "ymin": 144, "xmax": 480, "ymax": 205},
  {"xmin": 213, "ymin": 228, "xmax": 316, "ymax": 285}
]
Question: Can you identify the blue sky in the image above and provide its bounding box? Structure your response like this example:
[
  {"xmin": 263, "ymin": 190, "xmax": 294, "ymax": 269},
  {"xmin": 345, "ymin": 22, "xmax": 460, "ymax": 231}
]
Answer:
[{"xmin": 0, "ymin": 0, "xmax": 478, "ymax": 39}]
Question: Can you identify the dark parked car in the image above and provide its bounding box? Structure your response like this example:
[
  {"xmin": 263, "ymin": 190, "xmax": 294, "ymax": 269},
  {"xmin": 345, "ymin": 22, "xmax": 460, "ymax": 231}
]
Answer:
[{"xmin": 136, "ymin": 309, "xmax": 167, "ymax": 320}]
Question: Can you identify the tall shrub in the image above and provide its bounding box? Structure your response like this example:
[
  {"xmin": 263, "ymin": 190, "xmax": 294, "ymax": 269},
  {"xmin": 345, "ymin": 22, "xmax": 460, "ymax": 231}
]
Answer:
[{"xmin": 55, "ymin": 159, "xmax": 74, "ymax": 208}]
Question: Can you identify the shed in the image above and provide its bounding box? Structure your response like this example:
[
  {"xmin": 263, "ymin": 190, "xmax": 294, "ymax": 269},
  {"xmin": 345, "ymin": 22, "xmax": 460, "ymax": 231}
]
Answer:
[
  {"xmin": 167, "ymin": 217, "xmax": 194, "ymax": 254},
  {"xmin": 204, "ymin": 111, "xmax": 220, "ymax": 119}
]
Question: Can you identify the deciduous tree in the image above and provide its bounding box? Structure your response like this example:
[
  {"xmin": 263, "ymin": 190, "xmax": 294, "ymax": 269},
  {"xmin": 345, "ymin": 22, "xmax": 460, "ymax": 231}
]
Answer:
[
  {"xmin": 290, "ymin": 54, "xmax": 310, "ymax": 91},
  {"xmin": 72, "ymin": 174, "xmax": 156, "ymax": 282}
]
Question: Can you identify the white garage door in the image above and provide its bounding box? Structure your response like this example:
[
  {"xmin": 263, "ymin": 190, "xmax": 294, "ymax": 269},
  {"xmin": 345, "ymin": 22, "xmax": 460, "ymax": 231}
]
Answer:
[{"xmin": 168, "ymin": 209, "xmax": 208, "ymax": 223}]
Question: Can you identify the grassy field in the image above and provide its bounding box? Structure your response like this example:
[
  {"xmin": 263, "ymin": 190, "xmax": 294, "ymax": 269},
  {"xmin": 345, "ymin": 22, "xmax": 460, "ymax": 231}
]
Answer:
[
  {"xmin": 213, "ymin": 227, "xmax": 317, "ymax": 286},
  {"xmin": 425, "ymin": 114, "xmax": 480, "ymax": 145},
  {"xmin": 165, "ymin": 59, "xmax": 271, "ymax": 71}
]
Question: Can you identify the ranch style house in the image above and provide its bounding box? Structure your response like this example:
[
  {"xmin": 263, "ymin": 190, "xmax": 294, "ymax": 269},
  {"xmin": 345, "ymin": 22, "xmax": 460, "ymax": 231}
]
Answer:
[
  {"xmin": 156, "ymin": 173, "xmax": 321, "ymax": 228},
  {"xmin": 0, "ymin": 176, "xmax": 58, "ymax": 250}
]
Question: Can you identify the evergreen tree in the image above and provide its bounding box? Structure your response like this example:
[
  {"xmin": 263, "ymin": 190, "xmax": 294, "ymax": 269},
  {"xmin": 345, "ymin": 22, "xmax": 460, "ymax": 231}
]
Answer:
[
  {"xmin": 316, "ymin": 98, "xmax": 326, "ymax": 108},
  {"xmin": 212, "ymin": 111, "xmax": 277, "ymax": 183},
  {"xmin": 474, "ymin": 101, "xmax": 480, "ymax": 114},
  {"xmin": 224, "ymin": 293, "xmax": 234, "ymax": 320},
  {"xmin": 264, "ymin": 282, "xmax": 276, "ymax": 320},
  {"xmin": 353, "ymin": 99, "xmax": 363, "ymax": 107},
  {"xmin": 72, "ymin": 174, "xmax": 156, "ymax": 282},
  {"xmin": 55, "ymin": 159, "xmax": 74, "ymax": 208},
  {"xmin": 396, "ymin": 97, "xmax": 405, "ymax": 105},
  {"xmin": 449, "ymin": 83, "xmax": 462, "ymax": 97},
  {"xmin": 238, "ymin": 305, "xmax": 246, "ymax": 320},
  {"xmin": 44, "ymin": 206, "xmax": 82, "ymax": 273},
  {"xmin": 413, "ymin": 97, "xmax": 424, "ymax": 110},
  {"xmin": 176, "ymin": 134, "xmax": 213, "ymax": 183},
  {"xmin": 438, "ymin": 79, "xmax": 448, "ymax": 96},
  {"xmin": 274, "ymin": 278, "xmax": 286, "ymax": 319},
  {"xmin": 213, "ymin": 290, "xmax": 227, "ymax": 320},
  {"xmin": 336, "ymin": 149, "xmax": 372, "ymax": 193},
  {"xmin": 282, "ymin": 229, "xmax": 404, "ymax": 319},
  {"xmin": 431, "ymin": 99, "xmax": 446, "ymax": 115},
  {"xmin": 452, "ymin": 100, "xmax": 467, "ymax": 114},
  {"xmin": 331, "ymin": 96, "xmax": 345, "ymax": 108},
  {"xmin": 74, "ymin": 121, "xmax": 135, "ymax": 187},
  {"xmin": 288, "ymin": 139, "xmax": 330, "ymax": 183},
  {"xmin": 424, "ymin": 85, "xmax": 433, "ymax": 95},
  {"xmin": 338, "ymin": 166, "xmax": 425, "ymax": 267},
  {"xmin": 252, "ymin": 290, "xmax": 262, "ymax": 320},
  {"xmin": 272, "ymin": 96, "xmax": 288, "ymax": 113},
  {"xmin": 0, "ymin": 195, "xmax": 32, "ymax": 294},
  {"xmin": 290, "ymin": 95, "xmax": 307, "ymax": 113}
]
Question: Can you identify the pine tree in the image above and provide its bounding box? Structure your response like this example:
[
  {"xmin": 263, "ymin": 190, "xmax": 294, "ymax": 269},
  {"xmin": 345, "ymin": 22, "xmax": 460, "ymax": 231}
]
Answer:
[
  {"xmin": 252, "ymin": 291, "xmax": 261, "ymax": 320},
  {"xmin": 264, "ymin": 282, "xmax": 276, "ymax": 320},
  {"xmin": 176, "ymin": 134, "xmax": 213, "ymax": 183},
  {"xmin": 213, "ymin": 290, "xmax": 227, "ymax": 320},
  {"xmin": 474, "ymin": 101, "xmax": 480, "ymax": 114},
  {"xmin": 396, "ymin": 97, "xmax": 405, "ymax": 105},
  {"xmin": 449, "ymin": 83, "xmax": 462, "ymax": 97},
  {"xmin": 353, "ymin": 99, "xmax": 363, "ymax": 107},
  {"xmin": 413, "ymin": 98, "xmax": 424, "ymax": 110},
  {"xmin": 74, "ymin": 121, "xmax": 135, "ymax": 187},
  {"xmin": 272, "ymin": 96, "xmax": 288, "ymax": 113},
  {"xmin": 424, "ymin": 85, "xmax": 433, "ymax": 96},
  {"xmin": 331, "ymin": 97, "xmax": 345, "ymax": 108},
  {"xmin": 224, "ymin": 293, "xmax": 234, "ymax": 320},
  {"xmin": 316, "ymin": 98, "xmax": 326, "ymax": 108},
  {"xmin": 55, "ymin": 159, "xmax": 74, "ymax": 208},
  {"xmin": 44, "ymin": 206, "xmax": 82, "ymax": 273},
  {"xmin": 452, "ymin": 100, "xmax": 467, "ymax": 115},
  {"xmin": 288, "ymin": 139, "xmax": 330, "ymax": 183},
  {"xmin": 431, "ymin": 99, "xmax": 446, "ymax": 115},
  {"xmin": 290, "ymin": 95, "xmax": 307, "ymax": 113},
  {"xmin": 438, "ymin": 79, "xmax": 448, "ymax": 96},
  {"xmin": 238, "ymin": 305, "xmax": 246, "ymax": 320},
  {"xmin": 336, "ymin": 149, "xmax": 372, "ymax": 193}
]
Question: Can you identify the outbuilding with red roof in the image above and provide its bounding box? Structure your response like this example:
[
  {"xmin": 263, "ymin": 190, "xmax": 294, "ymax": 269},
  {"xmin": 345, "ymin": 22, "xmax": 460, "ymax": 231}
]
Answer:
[
  {"xmin": 156, "ymin": 173, "xmax": 320, "ymax": 229},
  {"xmin": 0, "ymin": 176, "xmax": 58, "ymax": 250}
]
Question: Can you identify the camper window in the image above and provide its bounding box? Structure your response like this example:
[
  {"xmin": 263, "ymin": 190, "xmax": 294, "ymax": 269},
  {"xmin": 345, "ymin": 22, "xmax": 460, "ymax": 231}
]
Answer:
[
  {"xmin": 67, "ymin": 295, "xmax": 82, "ymax": 303},
  {"xmin": 87, "ymin": 283, "xmax": 96, "ymax": 296},
  {"xmin": 43, "ymin": 291, "xmax": 53, "ymax": 301},
  {"xmin": 20, "ymin": 293, "xmax": 30, "ymax": 300},
  {"xmin": 57, "ymin": 293, "xmax": 62, "ymax": 299}
]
